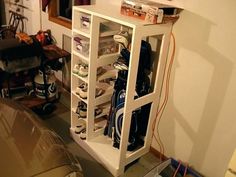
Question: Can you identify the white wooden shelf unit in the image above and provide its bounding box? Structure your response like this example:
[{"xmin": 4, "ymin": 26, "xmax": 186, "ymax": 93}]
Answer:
[{"xmin": 70, "ymin": 4, "xmax": 173, "ymax": 177}]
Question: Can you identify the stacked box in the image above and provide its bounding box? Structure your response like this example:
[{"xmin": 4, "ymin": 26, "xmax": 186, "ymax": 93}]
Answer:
[
  {"xmin": 74, "ymin": 36, "xmax": 118, "ymax": 56},
  {"xmin": 120, "ymin": 0, "xmax": 180, "ymax": 24}
]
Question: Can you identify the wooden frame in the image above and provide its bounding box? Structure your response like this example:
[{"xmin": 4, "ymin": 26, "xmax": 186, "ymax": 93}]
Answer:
[
  {"xmin": 70, "ymin": 5, "xmax": 173, "ymax": 177},
  {"xmin": 48, "ymin": 0, "xmax": 72, "ymax": 29}
]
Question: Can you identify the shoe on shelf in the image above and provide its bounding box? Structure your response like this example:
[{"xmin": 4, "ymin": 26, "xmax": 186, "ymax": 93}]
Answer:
[
  {"xmin": 72, "ymin": 64, "xmax": 80, "ymax": 74},
  {"xmin": 74, "ymin": 119, "xmax": 86, "ymax": 134},
  {"xmin": 95, "ymin": 88, "xmax": 105, "ymax": 98},
  {"xmin": 73, "ymin": 64, "xmax": 104, "ymax": 78},
  {"xmin": 77, "ymin": 63, "xmax": 89, "ymax": 77},
  {"xmin": 76, "ymin": 101, "xmax": 103, "ymax": 118},
  {"xmin": 78, "ymin": 124, "xmax": 102, "ymax": 140},
  {"xmin": 76, "ymin": 82, "xmax": 88, "ymax": 99},
  {"xmin": 72, "ymin": 63, "xmax": 89, "ymax": 77},
  {"xmin": 95, "ymin": 107, "xmax": 102, "ymax": 117},
  {"xmin": 76, "ymin": 82, "xmax": 105, "ymax": 99},
  {"xmin": 79, "ymin": 128, "xmax": 86, "ymax": 139},
  {"xmin": 76, "ymin": 101, "xmax": 87, "ymax": 118}
]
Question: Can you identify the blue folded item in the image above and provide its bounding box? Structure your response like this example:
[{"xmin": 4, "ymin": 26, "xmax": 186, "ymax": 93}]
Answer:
[{"xmin": 170, "ymin": 158, "xmax": 203, "ymax": 177}]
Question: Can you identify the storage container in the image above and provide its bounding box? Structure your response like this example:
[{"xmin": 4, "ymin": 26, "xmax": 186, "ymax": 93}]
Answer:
[
  {"xmin": 74, "ymin": 35, "xmax": 90, "ymax": 56},
  {"xmin": 80, "ymin": 13, "xmax": 91, "ymax": 30},
  {"xmin": 74, "ymin": 36, "xmax": 118, "ymax": 57},
  {"xmin": 98, "ymin": 37, "xmax": 119, "ymax": 56}
]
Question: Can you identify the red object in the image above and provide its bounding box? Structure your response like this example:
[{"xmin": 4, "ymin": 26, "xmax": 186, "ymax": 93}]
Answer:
[
  {"xmin": 82, "ymin": 0, "xmax": 90, "ymax": 5},
  {"xmin": 36, "ymin": 31, "xmax": 46, "ymax": 45},
  {"xmin": 74, "ymin": 0, "xmax": 90, "ymax": 5},
  {"xmin": 42, "ymin": 0, "xmax": 51, "ymax": 11}
]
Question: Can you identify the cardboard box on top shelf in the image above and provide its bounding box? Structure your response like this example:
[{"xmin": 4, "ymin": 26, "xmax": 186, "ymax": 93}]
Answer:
[{"xmin": 120, "ymin": 0, "xmax": 182, "ymax": 24}]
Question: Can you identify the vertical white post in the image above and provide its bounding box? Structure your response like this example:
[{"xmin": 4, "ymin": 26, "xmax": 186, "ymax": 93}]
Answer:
[
  {"xmin": 118, "ymin": 26, "xmax": 143, "ymax": 170},
  {"xmin": 87, "ymin": 15, "xmax": 100, "ymax": 140},
  {"xmin": 144, "ymin": 27, "xmax": 172, "ymax": 149},
  {"xmin": 71, "ymin": 7, "xmax": 76, "ymax": 130}
]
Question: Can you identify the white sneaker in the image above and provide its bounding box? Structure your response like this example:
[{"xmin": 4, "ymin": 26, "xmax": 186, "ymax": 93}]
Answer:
[
  {"xmin": 72, "ymin": 64, "xmax": 80, "ymax": 74},
  {"xmin": 77, "ymin": 63, "xmax": 89, "ymax": 77},
  {"xmin": 74, "ymin": 119, "xmax": 86, "ymax": 134},
  {"xmin": 76, "ymin": 82, "xmax": 105, "ymax": 99},
  {"xmin": 76, "ymin": 101, "xmax": 87, "ymax": 118},
  {"xmin": 76, "ymin": 82, "xmax": 88, "ymax": 99},
  {"xmin": 76, "ymin": 101, "xmax": 103, "ymax": 118}
]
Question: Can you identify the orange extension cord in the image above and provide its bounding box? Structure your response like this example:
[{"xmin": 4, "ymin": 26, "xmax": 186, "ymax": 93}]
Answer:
[{"xmin": 152, "ymin": 33, "xmax": 176, "ymax": 160}]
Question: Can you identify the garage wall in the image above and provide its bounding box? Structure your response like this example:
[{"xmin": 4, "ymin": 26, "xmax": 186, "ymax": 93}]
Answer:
[
  {"xmin": 40, "ymin": 1, "xmax": 96, "ymax": 82},
  {"xmin": 41, "ymin": 0, "xmax": 95, "ymax": 48},
  {"xmin": 40, "ymin": 0, "xmax": 236, "ymax": 176},
  {"xmin": 151, "ymin": 0, "xmax": 236, "ymax": 177},
  {"xmin": 94, "ymin": 0, "xmax": 236, "ymax": 177}
]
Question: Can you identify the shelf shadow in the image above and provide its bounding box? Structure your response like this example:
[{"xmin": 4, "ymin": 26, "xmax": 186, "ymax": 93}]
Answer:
[{"xmin": 158, "ymin": 10, "xmax": 234, "ymax": 170}]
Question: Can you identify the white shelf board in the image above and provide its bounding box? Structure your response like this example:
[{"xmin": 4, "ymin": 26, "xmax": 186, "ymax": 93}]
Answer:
[
  {"xmin": 72, "ymin": 85, "xmax": 113, "ymax": 106},
  {"xmin": 99, "ymin": 21, "xmax": 120, "ymax": 37},
  {"xmin": 97, "ymin": 67, "xmax": 117, "ymax": 81},
  {"xmin": 97, "ymin": 53, "xmax": 120, "ymax": 67},
  {"xmin": 100, "ymin": 29, "xmax": 119, "ymax": 37},
  {"xmin": 72, "ymin": 73, "xmax": 88, "ymax": 83},
  {"xmin": 73, "ymin": 50, "xmax": 89, "ymax": 63},
  {"xmin": 72, "ymin": 90, "xmax": 88, "ymax": 104},
  {"xmin": 74, "ymin": 4, "xmax": 154, "ymax": 28},
  {"xmin": 70, "ymin": 128, "xmax": 135, "ymax": 176},
  {"xmin": 73, "ymin": 28, "xmax": 90, "ymax": 38},
  {"xmin": 72, "ymin": 107, "xmax": 77, "ymax": 114},
  {"xmin": 72, "ymin": 67, "xmax": 116, "ymax": 84},
  {"xmin": 70, "ymin": 129, "xmax": 121, "ymax": 176},
  {"xmin": 95, "ymin": 83, "xmax": 113, "ymax": 106},
  {"xmin": 71, "ymin": 104, "xmax": 109, "ymax": 120}
]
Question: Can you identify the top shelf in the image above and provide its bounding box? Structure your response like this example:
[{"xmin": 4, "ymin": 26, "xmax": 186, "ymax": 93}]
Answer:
[{"xmin": 74, "ymin": 4, "xmax": 167, "ymax": 28}]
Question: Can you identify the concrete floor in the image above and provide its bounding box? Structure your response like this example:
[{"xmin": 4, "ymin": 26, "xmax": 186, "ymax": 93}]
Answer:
[{"xmin": 40, "ymin": 90, "xmax": 161, "ymax": 177}]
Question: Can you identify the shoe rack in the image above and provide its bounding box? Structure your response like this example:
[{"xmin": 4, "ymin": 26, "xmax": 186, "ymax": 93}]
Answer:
[{"xmin": 70, "ymin": 4, "xmax": 173, "ymax": 177}]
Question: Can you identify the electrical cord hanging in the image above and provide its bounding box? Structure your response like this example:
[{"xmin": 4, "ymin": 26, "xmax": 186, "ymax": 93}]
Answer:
[
  {"xmin": 173, "ymin": 161, "xmax": 182, "ymax": 177},
  {"xmin": 152, "ymin": 33, "xmax": 176, "ymax": 160}
]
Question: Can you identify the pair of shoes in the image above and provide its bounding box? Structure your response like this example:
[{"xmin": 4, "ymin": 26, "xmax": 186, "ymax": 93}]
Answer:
[
  {"xmin": 113, "ymin": 31, "xmax": 130, "ymax": 49},
  {"xmin": 75, "ymin": 121, "xmax": 102, "ymax": 140},
  {"xmin": 76, "ymin": 101, "xmax": 103, "ymax": 118},
  {"xmin": 74, "ymin": 119, "xmax": 86, "ymax": 134},
  {"xmin": 76, "ymin": 101, "xmax": 87, "ymax": 118},
  {"xmin": 79, "ymin": 125, "xmax": 102, "ymax": 140},
  {"xmin": 73, "ymin": 64, "xmax": 104, "ymax": 78},
  {"xmin": 76, "ymin": 82, "xmax": 105, "ymax": 99},
  {"xmin": 79, "ymin": 128, "xmax": 87, "ymax": 139},
  {"xmin": 76, "ymin": 82, "xmax": 88, "ymax": 99},
  {"xmin": 72, "ymin": 63, "xmax": 89, "ymax": 77}
]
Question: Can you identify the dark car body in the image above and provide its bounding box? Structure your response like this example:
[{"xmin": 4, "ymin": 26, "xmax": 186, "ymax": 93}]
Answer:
[{"xmin": 0, "ymin": 98, "xmax": 83, "ymax": 177}]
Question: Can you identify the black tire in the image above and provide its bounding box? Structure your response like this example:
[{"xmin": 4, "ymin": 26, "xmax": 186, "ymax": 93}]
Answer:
[{"xmin": 42, "ymin": 103, "xmax": 54, "ymax": 114}]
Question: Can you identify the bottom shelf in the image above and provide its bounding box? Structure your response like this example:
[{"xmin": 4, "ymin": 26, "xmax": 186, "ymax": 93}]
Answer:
[
  {"xmin": 70, "ymin": 127, "xmax": 149, "ymax": 176},
  {"xmin": 70, "ymin": 128, "xmax": 122, "ymax": 176}
]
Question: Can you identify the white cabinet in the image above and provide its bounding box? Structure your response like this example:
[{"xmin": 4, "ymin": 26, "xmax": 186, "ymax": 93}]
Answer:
[{"xmin": 70, "ymin": 4, "xmax": 173, "ymax": 177}]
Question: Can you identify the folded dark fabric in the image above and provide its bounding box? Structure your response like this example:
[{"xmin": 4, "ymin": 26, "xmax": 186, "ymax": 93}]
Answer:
[
  {"xmin": 0, "ymin": 37, "xmax": 42, "ymax": 62},
  {"xmin": 74, "ymin": 0, "xmax": 90, "ymax": 5},
  {"xmin": 42, "ymin": 0, "xmax": 51, "ymax": 11}
]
